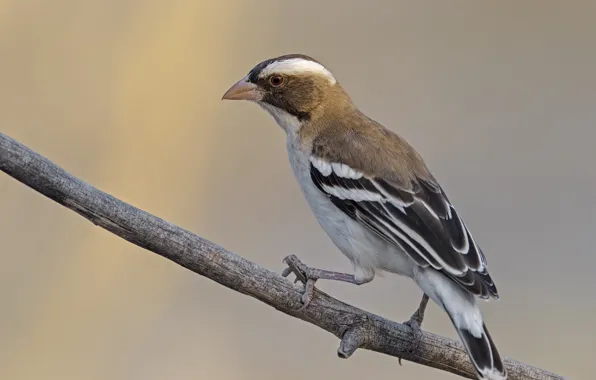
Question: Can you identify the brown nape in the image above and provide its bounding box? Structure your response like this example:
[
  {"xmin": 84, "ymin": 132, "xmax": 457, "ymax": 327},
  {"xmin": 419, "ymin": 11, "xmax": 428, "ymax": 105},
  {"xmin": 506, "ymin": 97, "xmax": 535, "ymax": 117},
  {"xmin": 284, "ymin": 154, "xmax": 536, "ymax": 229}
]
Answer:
[{"xmin": 300, "ymin": 88, "xmax": 436, "ymax": 190}]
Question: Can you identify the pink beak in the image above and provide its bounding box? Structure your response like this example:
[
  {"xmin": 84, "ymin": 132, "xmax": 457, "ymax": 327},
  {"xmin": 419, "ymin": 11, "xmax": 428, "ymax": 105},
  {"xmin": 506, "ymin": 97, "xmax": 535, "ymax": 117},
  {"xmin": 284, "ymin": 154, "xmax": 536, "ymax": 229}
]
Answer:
[{"xmin": 222, "ymin": 76, "xmax": 262, "ymax": 101}]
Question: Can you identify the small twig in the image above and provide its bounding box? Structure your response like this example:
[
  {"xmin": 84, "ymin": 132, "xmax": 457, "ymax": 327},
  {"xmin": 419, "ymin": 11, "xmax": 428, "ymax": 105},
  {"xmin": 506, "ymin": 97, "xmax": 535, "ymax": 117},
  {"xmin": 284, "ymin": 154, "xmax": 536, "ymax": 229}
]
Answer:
[{"xmin": 338, "ymin": 320, "xmax": 370, "ymax": 359}]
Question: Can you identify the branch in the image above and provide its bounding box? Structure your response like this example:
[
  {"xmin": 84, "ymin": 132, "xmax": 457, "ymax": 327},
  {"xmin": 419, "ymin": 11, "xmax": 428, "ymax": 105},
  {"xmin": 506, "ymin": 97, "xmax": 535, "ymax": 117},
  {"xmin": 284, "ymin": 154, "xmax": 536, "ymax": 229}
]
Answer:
[{"xmin": 0, "ymin": 133, "xmax": 565, "ymax": 380}]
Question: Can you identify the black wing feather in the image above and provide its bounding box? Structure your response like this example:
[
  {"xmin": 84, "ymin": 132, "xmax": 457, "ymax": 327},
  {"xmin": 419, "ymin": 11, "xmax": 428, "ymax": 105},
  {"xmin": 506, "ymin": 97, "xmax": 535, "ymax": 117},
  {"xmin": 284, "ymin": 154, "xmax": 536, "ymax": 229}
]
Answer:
[{"xmin": 310, "ymin": 161, "xmax": 498, "ymax": 299}]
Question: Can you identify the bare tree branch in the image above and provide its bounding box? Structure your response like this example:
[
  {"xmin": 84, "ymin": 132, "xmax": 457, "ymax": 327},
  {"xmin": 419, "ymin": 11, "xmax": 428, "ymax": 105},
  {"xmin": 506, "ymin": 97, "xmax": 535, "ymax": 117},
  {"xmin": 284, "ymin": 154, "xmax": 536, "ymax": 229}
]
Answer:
[{"xmin": 0, "ymin": 133, "xmax": 565, "ymax": 380}]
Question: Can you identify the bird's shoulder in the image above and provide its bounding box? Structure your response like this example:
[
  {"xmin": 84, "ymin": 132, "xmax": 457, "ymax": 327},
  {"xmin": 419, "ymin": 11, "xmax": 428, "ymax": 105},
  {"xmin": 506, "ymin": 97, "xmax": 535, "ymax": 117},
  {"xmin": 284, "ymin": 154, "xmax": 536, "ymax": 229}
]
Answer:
[{"xmin": 307, "ymin": 112, "xmax": 436, "ymax": 191}]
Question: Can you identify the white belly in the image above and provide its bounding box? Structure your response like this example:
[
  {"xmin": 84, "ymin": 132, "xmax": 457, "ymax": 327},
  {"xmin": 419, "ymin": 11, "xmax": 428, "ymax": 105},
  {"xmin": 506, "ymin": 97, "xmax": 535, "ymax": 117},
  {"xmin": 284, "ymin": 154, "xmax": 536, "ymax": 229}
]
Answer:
[{"xmin": 285, "ymin": 136, "xmax": 415, "ymax": 279}]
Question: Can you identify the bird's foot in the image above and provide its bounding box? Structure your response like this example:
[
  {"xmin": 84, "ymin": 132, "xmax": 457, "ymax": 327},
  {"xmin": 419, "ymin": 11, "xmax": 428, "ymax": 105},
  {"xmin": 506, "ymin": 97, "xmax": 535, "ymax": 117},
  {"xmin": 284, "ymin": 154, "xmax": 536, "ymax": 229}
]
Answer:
[
  {"xmin": 281, "ymin": 254, "xmax": 318, "ymax": 310},
  {"xmin": 281, "ymin": 254, "xmax": 359, "ymax": 310},
  {"xmin": 399, "ymin": 293, "xmax": 430, "ymax": 365}
]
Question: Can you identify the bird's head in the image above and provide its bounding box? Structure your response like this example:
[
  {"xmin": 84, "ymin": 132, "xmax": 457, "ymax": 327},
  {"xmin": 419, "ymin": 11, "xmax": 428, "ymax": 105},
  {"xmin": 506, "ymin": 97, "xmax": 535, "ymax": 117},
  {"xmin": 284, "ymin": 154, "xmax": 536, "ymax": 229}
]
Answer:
[{"xmin": 222, "ymin": 54, "xmax": 351, "ymax": 133}]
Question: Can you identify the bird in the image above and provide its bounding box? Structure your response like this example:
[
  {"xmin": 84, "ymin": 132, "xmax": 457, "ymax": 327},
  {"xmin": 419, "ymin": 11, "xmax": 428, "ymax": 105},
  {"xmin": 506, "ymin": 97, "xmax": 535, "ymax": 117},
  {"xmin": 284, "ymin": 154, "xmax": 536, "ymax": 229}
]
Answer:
[{"xmin": 222, "ymin": 54, "xmax": 506, "ymax": 380}]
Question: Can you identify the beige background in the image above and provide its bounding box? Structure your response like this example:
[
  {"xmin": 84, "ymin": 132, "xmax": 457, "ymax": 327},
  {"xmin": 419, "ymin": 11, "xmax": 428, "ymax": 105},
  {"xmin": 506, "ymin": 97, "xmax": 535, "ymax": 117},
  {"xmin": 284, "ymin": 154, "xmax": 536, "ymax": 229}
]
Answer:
[{"xmin": 1, "ymin": 1, "xmax": 594, "ymax": 379}]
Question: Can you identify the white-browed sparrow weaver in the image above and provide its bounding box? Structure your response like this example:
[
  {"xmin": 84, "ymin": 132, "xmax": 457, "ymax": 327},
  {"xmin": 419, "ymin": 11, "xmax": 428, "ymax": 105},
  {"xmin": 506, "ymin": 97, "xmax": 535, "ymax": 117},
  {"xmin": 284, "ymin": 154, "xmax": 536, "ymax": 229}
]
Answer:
[{"xmin": 223, "ymin": 54, "xmax": 506, "ymax": 380}]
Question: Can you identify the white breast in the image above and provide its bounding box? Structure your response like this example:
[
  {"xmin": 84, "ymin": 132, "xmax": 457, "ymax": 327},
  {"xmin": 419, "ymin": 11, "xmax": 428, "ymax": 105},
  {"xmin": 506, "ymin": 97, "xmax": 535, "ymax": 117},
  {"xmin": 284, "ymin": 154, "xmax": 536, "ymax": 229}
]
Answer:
[{"xmin": 285, "ymin": 135, "xmax": 415, "ymax": 279}]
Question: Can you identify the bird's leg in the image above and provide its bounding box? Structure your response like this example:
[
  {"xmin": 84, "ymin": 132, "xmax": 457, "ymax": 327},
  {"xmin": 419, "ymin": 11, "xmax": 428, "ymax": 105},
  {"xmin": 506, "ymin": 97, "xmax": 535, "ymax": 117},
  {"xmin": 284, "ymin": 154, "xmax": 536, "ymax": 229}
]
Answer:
[
  {"xmin": 405, "ymin": 293, "xmax": 430, "ymax": 329},
  {"xmin": 399, "ymin": 293, "xmax": 430, "ymax": 364},
  {"xmin": 281, "ymin": 254, "xmax": 370, "ymax": 310}
]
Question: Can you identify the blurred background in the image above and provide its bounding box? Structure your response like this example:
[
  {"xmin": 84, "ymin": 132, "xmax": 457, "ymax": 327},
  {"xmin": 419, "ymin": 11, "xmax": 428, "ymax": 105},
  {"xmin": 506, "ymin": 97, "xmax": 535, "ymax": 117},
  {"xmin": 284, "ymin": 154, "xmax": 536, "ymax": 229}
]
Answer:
[{"xmin": 1, "ymin": 1, "xmax": 594, "ymax": 379}]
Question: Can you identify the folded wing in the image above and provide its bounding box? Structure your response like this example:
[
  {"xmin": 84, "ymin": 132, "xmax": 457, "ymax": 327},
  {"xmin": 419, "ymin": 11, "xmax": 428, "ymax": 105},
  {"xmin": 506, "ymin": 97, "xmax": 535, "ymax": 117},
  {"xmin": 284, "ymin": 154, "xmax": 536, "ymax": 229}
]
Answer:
[{"xmin": 309, "ymin": 157, "xmax": 498, "ymax": 299}]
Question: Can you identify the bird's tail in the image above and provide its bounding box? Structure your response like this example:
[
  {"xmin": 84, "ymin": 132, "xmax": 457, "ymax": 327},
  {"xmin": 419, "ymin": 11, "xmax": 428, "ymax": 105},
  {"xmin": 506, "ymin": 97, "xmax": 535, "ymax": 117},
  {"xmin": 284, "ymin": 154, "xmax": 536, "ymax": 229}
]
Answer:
[
  {"xmin": 414, "ymin": 268, "xmax": 507, "ymax": 380},
  {"xmin": 450, "ymin": 317, "xmax": 507, "ymax": 380}
]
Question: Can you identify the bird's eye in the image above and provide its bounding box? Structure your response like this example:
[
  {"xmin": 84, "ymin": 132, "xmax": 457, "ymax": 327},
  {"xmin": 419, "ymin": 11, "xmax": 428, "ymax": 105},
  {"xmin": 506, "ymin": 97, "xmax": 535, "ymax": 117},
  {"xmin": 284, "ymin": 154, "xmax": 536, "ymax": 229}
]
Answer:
[{"xmin": 269, "ymin": 75, "xmax": 284, "ymax": 87}]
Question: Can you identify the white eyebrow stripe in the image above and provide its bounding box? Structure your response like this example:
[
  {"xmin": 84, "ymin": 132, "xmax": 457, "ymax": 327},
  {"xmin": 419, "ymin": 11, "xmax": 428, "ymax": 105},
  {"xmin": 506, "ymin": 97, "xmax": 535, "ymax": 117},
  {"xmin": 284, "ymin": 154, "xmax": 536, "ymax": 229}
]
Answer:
[{"xmin": 258, "ymin": 58, "xmax": 336, "ymax": 84}]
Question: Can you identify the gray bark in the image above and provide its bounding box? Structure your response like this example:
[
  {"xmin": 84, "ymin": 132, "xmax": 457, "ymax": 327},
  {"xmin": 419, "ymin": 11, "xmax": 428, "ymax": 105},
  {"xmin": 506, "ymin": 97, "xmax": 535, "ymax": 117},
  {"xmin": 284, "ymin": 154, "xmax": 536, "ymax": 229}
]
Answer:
[{"xmin": 0, "ymin": 132, "xmax": 566, "ymax": 380}]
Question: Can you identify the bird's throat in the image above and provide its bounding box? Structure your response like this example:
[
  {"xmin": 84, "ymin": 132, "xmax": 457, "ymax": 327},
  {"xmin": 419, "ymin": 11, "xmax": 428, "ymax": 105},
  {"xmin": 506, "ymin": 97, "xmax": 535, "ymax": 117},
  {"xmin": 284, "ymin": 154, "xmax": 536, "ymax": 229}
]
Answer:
[{"xmin": 258, "ymin": 102, "xmax": 303, "ymax": 136}]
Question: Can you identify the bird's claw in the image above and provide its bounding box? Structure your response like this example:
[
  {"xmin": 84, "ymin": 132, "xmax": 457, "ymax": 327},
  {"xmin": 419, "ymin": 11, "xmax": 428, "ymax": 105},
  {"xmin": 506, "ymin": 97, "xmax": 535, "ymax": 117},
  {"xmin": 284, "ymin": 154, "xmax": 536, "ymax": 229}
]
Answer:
[
  {"xmin": 398, "ymin": 294, "xmax": 429, "ymax": 365},
  {"xmin": 282, "ymin": 254, "xmax": 318, "ymax": 310},
  {"xmin": 403, "ymin": 314, "xmax": 424, "ymax": 346},
  {"xmin": 398, "ymin": 312, "xmax": 425, "ymax": 365},
  {"xmin": 281, "ymin": 266, "xmax": 292, "ymax": 278},
  {"xmin": 282, "ymin": 254, "xmax": 309, "ymax": 282}
]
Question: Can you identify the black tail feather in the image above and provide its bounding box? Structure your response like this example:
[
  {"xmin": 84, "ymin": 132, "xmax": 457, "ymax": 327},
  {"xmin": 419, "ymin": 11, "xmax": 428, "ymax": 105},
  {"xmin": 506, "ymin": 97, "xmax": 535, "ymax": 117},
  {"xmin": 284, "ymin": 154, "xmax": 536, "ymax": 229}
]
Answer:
[
  {"xmin": 483, "ymin": 324, "xmax": 505, "ymax": 375},
  {"xmin": 456, "ymin": 323, "xmax": 507, "ymax": 380}
]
